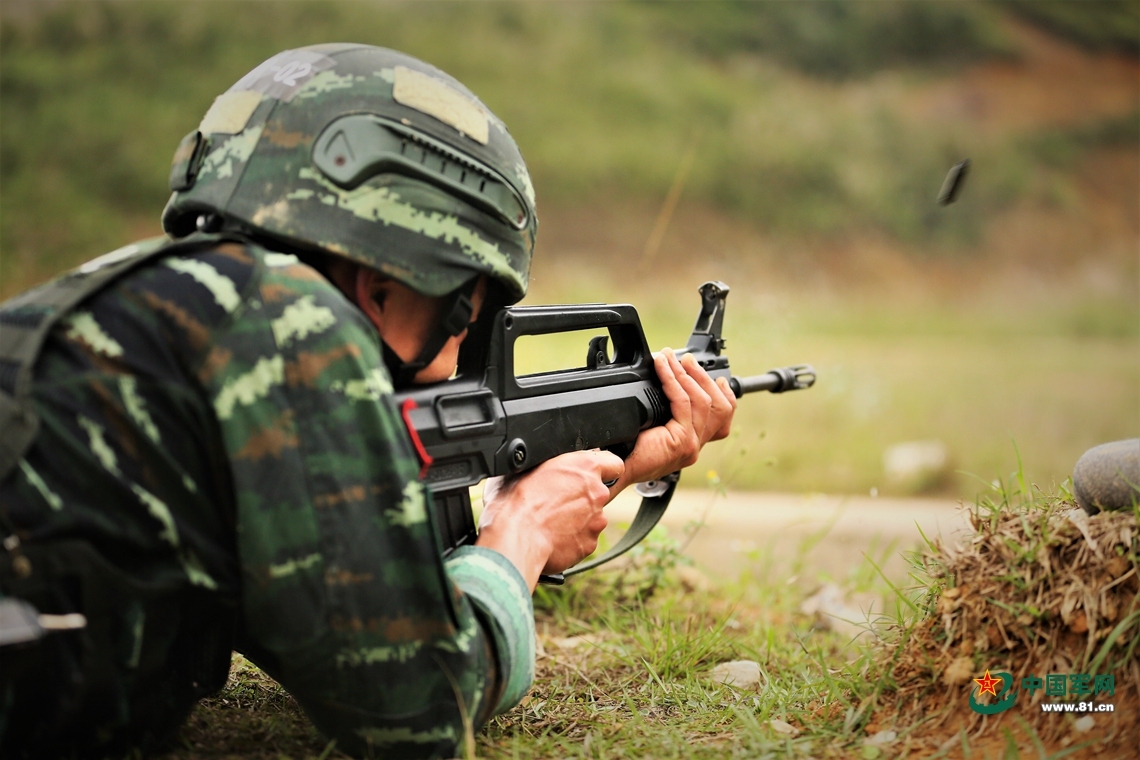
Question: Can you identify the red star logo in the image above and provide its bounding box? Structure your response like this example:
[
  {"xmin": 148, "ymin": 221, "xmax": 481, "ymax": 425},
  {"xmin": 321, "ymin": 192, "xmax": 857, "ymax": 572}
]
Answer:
[{"xmin": 974, "ymin": 670, "xmax": 1001, "ymax": 697}]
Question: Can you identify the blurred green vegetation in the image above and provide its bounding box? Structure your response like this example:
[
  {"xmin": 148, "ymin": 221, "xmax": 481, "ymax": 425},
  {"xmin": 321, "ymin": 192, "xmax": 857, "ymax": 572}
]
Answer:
[
  {"xmin": 643, "ymin": 0, "xmax": 1015, "ymax": 77},
  {"xmin": 1002, "ymin": 0, "xmax": 1140, "ymax": 53},
  {"xmin": 1, "ymin": 1, "xmax": 1136, "ymax": 498},
  {"xmin": 2, "ymin": 0, "xmax": 1136, "ymax": 293}
]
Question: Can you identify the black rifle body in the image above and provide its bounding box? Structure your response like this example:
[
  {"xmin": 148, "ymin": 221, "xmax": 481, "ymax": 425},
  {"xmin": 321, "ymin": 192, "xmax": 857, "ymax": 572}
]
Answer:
[{"xmin": 392, "ymin": 282, "xmax": 813, "ymax": 572}]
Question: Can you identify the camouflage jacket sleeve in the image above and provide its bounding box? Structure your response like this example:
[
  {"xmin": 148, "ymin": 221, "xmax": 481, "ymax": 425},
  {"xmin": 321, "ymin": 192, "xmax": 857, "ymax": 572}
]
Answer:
[{"xmin": 198, "ymin": 248, "xmax": 533, "ymax": 756}]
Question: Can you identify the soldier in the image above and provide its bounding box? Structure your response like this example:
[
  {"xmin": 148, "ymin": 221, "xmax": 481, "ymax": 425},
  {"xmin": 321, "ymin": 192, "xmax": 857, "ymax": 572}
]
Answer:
[{"xmin": 0, "ymin": 45, "xmax": 735, "ymax": 758}]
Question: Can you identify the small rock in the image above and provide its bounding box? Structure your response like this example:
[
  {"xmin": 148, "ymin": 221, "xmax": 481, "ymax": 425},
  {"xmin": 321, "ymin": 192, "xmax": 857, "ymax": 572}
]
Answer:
[
  {"xmin": 1072, "ymin": 439, "xmax": 1140, "ymax": 514},
  {"xmin": 942, "ymin": 656, "xmax": 974, "ymax": 686},
  {"xmin": 1073, "ymin": 715, "xmax": 1095, "ymax": 733},
  {"xmin": 710, "ymin": 660, "xmax": 763, "ymax": 689},
  {"xmin": 801, "ymin": 583, "xmax": 880, "ymax": 640},
  {"xmin": 864, "ymin": 730, "xmax": 897, "ymax": 746},
  {"xmin": 884, "ymin": 440, "xmax": 950, "ymax": 492},
  {"xmin": 770, "ymin": 718, "xmax": 799, "ymax": 735}
]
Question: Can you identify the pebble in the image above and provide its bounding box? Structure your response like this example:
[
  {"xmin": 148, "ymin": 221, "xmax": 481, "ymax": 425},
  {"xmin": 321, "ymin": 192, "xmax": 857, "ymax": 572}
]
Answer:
[
  {"xmin": 801, "ymin": 583, "xmax": 881, "ymax": 640},
  {"xmin": 864, "ymin": 729, "xmax": 897, "ymax": 746},
  {"xmin": 883, "ymin": 440, "xmax": 950, "ymax": 491},
  {"xmin": 1073, "ymin": 438, "xmax": 1140, "ymax": 514},
  {"xmin": 770, "ymin": 718, "xmax": 799, "ymax": 735},
  {"xmin": 710, "ymin": 660, "xmax": 764, "ymax": 689}
]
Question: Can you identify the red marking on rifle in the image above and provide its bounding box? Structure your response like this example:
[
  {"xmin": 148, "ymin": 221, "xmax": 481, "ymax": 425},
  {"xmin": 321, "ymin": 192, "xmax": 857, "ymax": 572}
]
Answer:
[{"xmin": 400, "ymin": 398, "xmax": 433, "ymax": 479}]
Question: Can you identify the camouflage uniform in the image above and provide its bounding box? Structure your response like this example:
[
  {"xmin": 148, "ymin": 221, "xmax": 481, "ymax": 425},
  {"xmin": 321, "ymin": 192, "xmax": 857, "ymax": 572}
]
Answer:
[
  {"xmin": 1, "ymin": 43, "xmax": 540, "ymax": 759},
  {"xmin": 0, "ymin": 236, "xmax": 534, "ymax": 758}
]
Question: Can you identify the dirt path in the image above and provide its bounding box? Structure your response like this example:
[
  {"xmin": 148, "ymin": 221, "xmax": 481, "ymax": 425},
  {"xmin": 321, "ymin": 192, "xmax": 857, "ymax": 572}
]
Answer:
[{"xmin": 603, "ymin": 488, "xmax": 971, "ymax": 581}]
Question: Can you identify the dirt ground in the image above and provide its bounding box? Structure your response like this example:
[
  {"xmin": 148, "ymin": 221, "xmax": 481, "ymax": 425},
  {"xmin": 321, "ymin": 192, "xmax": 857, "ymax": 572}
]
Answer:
[{"xmin": 603, "ymin": 488, "xmax": 969, "ymax": 581}]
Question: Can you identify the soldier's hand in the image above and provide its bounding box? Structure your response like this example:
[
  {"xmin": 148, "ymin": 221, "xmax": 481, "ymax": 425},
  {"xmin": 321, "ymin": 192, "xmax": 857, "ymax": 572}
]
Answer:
[
  {"xmin": 476, "ymin": 450, "xmax": 624, "ymax": 590},
  {"xmin": 615, "ymin": 348, "xmax": 737, "ymax": 489}
]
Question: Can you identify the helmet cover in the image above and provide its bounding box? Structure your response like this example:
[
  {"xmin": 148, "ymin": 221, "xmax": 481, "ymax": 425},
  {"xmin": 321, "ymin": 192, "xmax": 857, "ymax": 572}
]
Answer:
[{"xmin": 163, "ymin": 44, "xmax": 536, "ymax": 302}]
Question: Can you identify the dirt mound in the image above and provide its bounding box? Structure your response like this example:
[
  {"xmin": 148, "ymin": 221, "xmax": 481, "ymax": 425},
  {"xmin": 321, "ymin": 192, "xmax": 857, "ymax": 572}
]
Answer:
[{"xmin": 871, "ymin": 495, "xmax": 1139, "ymax": 757}]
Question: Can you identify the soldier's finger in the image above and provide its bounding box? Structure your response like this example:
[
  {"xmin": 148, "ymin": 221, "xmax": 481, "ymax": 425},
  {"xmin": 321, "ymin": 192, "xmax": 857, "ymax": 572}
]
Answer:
[
  {"xmin": 703, "ymin": 372, "xmax": 736, "ymax": 441},
  {"xmin": 591, "ymin": 450, "xmax": 625, "ymax": 484},
  {"xmin": 655, "ymin": 350, "xmax": 693, "ymax": 428},
  {"xmin": 670, "ymin": 351, "xmax": 711, "ymax": 431},
  {"xmin": 711, "ymin": 377, "xmax": 736, "ymax": 439},
  {"xmin": 679, "ymin": 353, "xmax": 728, "ymax": 438}
]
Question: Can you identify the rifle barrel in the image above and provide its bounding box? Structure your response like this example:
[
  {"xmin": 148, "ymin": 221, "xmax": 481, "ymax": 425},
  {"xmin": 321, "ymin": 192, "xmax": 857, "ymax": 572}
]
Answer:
[{"xmin": 732, "ymin": 364, "xmax": 816, "ymax": 397}]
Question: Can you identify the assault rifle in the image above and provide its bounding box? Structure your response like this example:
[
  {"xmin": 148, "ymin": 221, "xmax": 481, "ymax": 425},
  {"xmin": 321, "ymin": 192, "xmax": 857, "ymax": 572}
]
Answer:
[{"xmin": 393, "ymin": 281, "xmax": 814, "ymax": 584}]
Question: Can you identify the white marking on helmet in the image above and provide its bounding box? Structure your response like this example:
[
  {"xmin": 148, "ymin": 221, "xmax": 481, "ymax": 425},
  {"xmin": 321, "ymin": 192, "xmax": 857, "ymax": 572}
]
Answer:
[
  {"xmin": 272, "ymin": 61, "xmax": 313, "ymax": 87},
  {"xmin": 392, "ymin": 66, "xmax": 489, "ymax": 145},
  {"xmin": 229, "ymin": 49, "xmax": 336, "ymax": 102},
  {"xmin": 199, "ymin": 90, "xmax": 264, "ymax": 135}
]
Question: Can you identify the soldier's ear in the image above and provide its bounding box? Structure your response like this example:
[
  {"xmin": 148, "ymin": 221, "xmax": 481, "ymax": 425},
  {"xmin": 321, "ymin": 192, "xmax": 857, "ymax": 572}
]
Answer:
[
  {"xmin": 469, "ymin": 276, "xmax": 488, "ymax": 322},
  {"xmin": 354, "ymin": 268, "xmax": 392, "ymax": 331}
]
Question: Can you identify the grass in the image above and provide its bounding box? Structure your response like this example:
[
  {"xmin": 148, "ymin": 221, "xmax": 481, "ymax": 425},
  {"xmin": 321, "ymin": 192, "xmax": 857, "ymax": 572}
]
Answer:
[
  {"xmin": 164, "ymin": 512, "xmax": 912, "ymax": 759},
  {"xmin": 871, "ymin": 467, "xmax": 1140, "ymax": 756},
  {"xmin": 171, "ymin": 655, "xmax": 335, "ymax": 760},
  {"xmin": 161, "ymin": 464, "xmax": 1137, "ymax": 759}
]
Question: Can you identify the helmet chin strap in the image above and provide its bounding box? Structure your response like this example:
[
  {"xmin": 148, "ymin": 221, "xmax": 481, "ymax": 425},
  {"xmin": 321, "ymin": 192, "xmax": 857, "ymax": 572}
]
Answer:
[{"xmin": 382, "ymin": 278, "xmax": 478, "ymax": 388}]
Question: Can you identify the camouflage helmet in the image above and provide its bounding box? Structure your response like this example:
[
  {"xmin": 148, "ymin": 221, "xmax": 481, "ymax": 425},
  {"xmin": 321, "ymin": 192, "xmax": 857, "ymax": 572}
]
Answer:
[{"xmin": 162, "ymin": 43, "xmax": 536, "ymax": 303}]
